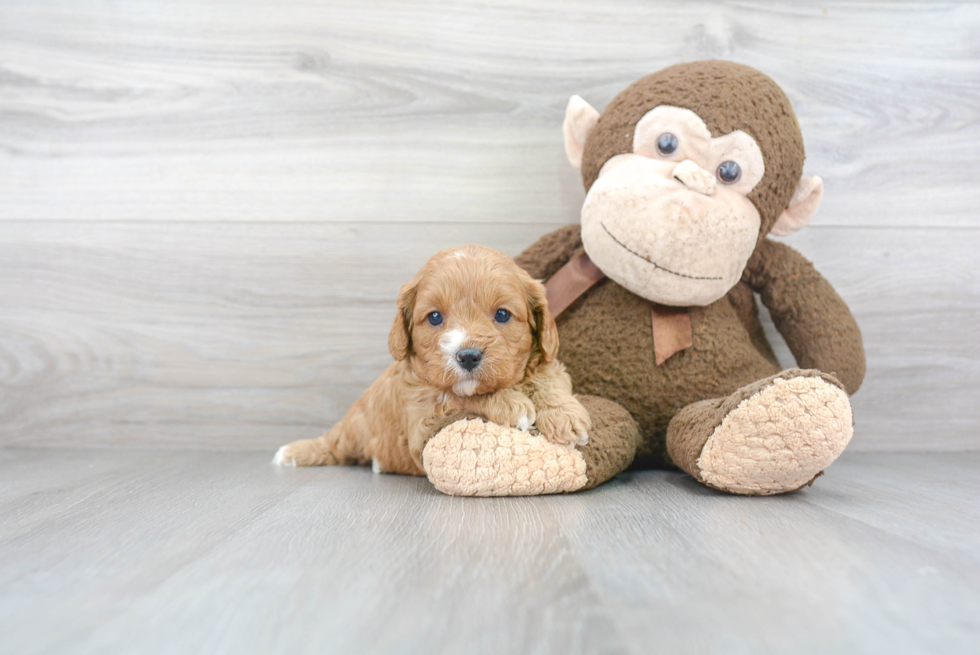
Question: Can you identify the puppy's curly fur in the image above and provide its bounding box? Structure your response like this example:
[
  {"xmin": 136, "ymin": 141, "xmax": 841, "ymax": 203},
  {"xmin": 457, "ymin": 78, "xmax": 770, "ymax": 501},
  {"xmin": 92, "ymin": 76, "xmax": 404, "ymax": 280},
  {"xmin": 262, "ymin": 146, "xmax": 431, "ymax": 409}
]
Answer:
[{"xmin": 274, "ymin": 245, "xmax": 591, "ymax": 475}]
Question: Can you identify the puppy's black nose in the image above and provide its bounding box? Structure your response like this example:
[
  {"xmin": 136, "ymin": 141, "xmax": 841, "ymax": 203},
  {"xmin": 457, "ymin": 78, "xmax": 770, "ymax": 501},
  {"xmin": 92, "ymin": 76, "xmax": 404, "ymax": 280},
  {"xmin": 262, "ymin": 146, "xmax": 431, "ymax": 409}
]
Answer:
[{"xmin": 455, "ymin": 348, "xmax": 483, "ymax": 372}]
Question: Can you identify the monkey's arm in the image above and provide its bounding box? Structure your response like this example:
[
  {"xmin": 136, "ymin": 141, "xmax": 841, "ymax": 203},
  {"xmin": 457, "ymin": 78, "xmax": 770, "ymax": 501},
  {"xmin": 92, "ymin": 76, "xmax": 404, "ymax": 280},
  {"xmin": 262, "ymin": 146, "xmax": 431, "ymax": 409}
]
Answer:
[
  {"xmin": 742, "ymin": 239, "xmax": 866, "ymax": 394},
  {"xmin": 514, "ymin": 224, "xmax": 583, "ymax": 281}
]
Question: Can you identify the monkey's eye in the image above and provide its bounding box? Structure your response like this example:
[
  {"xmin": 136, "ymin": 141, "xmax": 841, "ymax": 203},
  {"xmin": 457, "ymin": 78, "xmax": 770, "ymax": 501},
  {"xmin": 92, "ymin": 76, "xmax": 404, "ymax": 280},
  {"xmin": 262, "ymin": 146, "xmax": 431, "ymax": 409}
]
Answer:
[
  {"xmin": 427, "ymin": 311, "xmax": 444, "ymax": 326},
  {"xmin": 494, "ymin": 309, "xmax": 511, "ymax": 323},
  {"xmin": 717, "ymin": 161, "xmax": 741, "ymax": 184},
  {"xmin": 656, "ymin": 133, "xmax": 679, "ymax": 156}
]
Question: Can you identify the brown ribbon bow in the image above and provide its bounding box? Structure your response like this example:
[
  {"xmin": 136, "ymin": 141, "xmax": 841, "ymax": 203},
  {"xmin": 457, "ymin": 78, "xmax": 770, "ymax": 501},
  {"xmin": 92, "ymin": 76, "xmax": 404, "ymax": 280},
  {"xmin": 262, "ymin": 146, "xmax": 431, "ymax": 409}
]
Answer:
[{"xmin": 543, "ymin": 252, "xmax": 693, "ymax": 366}]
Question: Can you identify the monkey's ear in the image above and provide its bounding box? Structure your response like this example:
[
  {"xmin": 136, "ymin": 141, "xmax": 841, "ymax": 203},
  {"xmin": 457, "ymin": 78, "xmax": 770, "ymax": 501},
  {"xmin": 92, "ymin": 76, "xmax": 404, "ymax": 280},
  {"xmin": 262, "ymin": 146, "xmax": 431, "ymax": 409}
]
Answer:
[
  {"xmin": 771, "ymin": 176, "xmax": 824, "ymax": 236},
  {"xmin": 563, "ymin": 95, "xmax": 600, "ymax": 170},
  {"xmin": 388, "ymin": 278, "xmax": 418, "ymax": 361}
]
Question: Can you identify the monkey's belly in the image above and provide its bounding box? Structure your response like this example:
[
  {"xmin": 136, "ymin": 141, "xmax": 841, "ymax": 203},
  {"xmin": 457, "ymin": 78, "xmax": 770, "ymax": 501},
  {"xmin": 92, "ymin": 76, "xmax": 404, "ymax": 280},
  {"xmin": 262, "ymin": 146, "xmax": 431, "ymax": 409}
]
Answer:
[{"xmin": 556, "ymin": 279, "xmax": 782, "ymax": 467}]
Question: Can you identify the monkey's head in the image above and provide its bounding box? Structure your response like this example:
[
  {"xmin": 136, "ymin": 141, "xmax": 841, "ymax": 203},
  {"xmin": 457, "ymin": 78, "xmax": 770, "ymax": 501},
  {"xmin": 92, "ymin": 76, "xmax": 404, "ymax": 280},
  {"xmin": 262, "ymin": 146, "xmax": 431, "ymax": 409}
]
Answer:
[{"xmin": 564, "ymin": 60, "xmax": 823, "ymax": 307}]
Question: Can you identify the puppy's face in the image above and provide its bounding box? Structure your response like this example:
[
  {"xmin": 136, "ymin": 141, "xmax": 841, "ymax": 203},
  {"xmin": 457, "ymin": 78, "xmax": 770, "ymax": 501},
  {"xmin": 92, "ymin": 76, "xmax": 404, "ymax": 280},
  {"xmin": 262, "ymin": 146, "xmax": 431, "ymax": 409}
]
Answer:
[{"xmin": 388, "ymin": 245, "xmax": 558, "ymax": 397}]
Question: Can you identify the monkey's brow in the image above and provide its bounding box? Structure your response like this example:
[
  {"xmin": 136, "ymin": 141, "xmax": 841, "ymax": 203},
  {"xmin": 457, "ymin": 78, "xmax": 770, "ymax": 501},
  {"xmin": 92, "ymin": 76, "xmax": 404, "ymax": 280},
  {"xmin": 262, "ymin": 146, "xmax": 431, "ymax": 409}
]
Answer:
[{"xmin": 600, "ymin": 223, "xmax": 724, "ymax": 281}]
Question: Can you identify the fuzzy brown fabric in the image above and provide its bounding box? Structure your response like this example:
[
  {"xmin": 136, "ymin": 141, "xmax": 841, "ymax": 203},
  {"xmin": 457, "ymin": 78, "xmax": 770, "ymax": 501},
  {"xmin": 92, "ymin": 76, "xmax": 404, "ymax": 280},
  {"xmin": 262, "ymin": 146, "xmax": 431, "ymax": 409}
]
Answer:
[
  {"xmin": 581, "ymin": 60, "xmax": 805, "ymax": 243},
  {"xmin": 514, "ymin": 225, "xmax": 865, "ymax": 470},
  {"xmin": 574, "ymin": 395, "xmax": 643, "ymax": 490},
  {"xmin": 510, "ymin": 61, "xmax": 865, "ymax": 493},
  {"xmin": 665, "ymin": 368, "xmax": 845, "ymax": 482},
  {"xmin": 743, "ymin": 240, "xmax": 866, "ymax": 393}
]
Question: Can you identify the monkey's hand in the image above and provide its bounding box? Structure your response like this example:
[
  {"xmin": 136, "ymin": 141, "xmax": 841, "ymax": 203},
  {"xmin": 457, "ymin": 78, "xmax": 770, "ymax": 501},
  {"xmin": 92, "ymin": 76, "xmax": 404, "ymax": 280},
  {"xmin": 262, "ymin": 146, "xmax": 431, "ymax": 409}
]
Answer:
[{"xmin": 534, "ymin": 397, "xmax": 591, "ymax": 447}]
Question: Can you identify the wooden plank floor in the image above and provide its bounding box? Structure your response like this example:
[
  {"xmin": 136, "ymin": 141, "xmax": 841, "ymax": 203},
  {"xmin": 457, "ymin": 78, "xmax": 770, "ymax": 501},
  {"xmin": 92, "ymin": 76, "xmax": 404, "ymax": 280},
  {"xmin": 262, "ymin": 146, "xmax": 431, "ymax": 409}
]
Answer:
[{"xmin": 1, "ymin": 449, "xmax": 977, "ymax": 654}]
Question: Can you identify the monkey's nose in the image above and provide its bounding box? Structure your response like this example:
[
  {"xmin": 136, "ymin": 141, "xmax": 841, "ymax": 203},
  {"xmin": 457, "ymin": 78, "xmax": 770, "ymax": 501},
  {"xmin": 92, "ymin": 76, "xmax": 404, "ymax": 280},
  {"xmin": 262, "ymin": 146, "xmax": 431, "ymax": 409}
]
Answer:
[
  {"xmin": 673, "ymin": 159, "xmax": 716, "ymax": 196},
  {"xmin": 456, "ymin": 348, "xmax": 483, "ymax": 372}
]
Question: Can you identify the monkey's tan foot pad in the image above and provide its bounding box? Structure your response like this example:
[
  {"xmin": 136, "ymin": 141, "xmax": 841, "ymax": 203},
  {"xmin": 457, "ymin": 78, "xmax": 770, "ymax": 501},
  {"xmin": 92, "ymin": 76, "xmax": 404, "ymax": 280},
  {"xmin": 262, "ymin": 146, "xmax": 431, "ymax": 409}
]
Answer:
[
  {"xmin": 697, "ymin": 375, "xmax": 853, "ymax": 496},
  {"xmin": 422, "ymin": 418, "xmax": 588, "ymax": 496}
]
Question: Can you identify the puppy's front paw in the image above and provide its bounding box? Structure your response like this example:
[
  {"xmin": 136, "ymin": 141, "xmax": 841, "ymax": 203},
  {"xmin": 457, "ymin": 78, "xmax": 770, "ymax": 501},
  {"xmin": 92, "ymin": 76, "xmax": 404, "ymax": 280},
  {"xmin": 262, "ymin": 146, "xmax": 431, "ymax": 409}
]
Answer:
[
  {"xmin": 535, "ymin": 402, "xmax": 592, "ymax": 447},
  {"xmin": 479, "ymin": 389, "xmax": 536, "ymax": 433}
]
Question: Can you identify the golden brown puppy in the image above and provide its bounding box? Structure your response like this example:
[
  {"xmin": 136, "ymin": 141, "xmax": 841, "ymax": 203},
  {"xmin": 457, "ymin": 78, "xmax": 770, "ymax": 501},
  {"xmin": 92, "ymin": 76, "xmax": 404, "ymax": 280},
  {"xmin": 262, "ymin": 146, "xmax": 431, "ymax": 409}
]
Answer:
[{"xmin": 273, "ymin": 245, "xmax": 591, "ymax": 475}]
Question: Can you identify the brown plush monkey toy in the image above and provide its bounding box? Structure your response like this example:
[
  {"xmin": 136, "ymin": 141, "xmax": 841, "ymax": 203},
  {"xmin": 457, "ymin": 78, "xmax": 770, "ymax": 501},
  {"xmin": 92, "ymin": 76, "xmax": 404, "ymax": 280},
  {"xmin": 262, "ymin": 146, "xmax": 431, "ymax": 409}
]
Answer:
[{"xmin": 422, "ymin": 60, "xmax": 865, "ymax": 496}]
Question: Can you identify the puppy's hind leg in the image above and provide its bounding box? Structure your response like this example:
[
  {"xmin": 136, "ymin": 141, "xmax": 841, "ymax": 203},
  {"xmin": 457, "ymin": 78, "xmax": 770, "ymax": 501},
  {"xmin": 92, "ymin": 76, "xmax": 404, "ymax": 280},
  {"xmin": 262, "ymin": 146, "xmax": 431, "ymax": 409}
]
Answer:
[{"xmin": 273, "ymin": 426, "xmax": 346, "ymax": 467}]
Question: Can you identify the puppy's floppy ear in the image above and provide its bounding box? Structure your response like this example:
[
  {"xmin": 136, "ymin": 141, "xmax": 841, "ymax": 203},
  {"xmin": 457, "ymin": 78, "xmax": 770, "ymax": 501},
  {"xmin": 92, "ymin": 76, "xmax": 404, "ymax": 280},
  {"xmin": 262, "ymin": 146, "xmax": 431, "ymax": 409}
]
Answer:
[
  {"xmin": 522, "ymin": 273, "xmax": 559, "ymax": 365},
  {"xmin": 388, "ymin": 276, "xmax": 419, "ymax": 361}
]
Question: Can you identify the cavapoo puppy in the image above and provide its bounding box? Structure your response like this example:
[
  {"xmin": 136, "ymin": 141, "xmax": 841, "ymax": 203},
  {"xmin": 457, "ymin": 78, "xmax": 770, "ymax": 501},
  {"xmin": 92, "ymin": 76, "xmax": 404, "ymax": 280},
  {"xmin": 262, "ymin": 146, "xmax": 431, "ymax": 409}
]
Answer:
[{"xmin": 274, "ymin": 245, "xmax": 591, "ymax": 475}]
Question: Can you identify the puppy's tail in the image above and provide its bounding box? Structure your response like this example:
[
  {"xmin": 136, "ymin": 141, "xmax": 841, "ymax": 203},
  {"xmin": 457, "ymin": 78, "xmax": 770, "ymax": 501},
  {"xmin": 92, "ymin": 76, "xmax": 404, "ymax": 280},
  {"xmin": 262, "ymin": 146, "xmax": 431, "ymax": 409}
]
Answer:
[{"xmin": 272, "ymin": 429, "xmax": 343, "ymax": 467}]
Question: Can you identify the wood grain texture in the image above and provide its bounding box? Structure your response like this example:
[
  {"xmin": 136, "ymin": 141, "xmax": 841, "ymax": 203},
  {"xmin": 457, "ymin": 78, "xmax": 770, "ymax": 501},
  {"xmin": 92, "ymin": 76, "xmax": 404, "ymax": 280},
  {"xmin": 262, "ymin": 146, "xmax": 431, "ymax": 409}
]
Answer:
[
  {"xmin": 1, "ymin": 222, "xmax": 977, "ymax": 451},
  {"xmin": 0, "ymin": 449, "xmax": 978, "ymax": 654},
  {"xmin": 0, "ymin": 0, "xmax": 978, "ymax": 226},
  {"xmin": 0, "ymin": 1, "xmax": 977, "ymax": 452},
  {"xmin": 1, "ymin": 5, "xmax": 976, "ymax": 651}
]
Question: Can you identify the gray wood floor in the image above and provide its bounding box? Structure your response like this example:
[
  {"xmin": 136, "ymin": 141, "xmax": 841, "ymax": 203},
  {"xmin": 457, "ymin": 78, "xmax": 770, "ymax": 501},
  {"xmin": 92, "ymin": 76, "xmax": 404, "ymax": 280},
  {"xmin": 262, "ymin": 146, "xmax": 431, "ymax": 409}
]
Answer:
[{"xmin": 1, "ymin": 449, "xmax": 978, "ymax": 655}]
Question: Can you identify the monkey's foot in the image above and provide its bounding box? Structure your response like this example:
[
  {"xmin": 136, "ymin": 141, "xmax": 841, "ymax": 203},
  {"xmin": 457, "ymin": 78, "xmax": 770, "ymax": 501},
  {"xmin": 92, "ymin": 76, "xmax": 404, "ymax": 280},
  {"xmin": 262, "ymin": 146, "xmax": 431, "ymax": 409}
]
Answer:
[
  {"xmin": 422, "ymin": 418, "xmax": 588, "ymax": 496},
  {"xmin": 668, "ymin": 370, "xmax": 853, "ymax": 496}
]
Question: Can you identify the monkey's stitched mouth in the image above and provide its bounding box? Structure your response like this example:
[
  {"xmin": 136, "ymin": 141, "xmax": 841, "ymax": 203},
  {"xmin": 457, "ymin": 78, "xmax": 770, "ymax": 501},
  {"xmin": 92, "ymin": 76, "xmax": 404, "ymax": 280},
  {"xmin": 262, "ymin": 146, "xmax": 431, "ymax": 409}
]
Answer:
[{"xmin": 600, "ymin": 223, "xmax": 724, "ymax": 281}]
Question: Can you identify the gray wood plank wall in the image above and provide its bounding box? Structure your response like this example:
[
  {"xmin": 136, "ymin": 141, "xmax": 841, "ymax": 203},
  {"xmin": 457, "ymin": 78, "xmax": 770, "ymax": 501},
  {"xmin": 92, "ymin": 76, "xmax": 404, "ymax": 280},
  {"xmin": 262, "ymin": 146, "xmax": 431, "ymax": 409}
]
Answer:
[{"xmin": 2, "ymin": 1, "xmax": 978, "ymax": 451}]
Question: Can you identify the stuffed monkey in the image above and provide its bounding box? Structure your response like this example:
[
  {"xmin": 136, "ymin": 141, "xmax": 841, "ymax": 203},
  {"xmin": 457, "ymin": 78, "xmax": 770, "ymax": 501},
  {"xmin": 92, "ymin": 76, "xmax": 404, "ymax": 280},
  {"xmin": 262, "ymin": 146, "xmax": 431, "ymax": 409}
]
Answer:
[{"xmin": 422, "ymin": 60, "xmax": 865, "ymax": 496}]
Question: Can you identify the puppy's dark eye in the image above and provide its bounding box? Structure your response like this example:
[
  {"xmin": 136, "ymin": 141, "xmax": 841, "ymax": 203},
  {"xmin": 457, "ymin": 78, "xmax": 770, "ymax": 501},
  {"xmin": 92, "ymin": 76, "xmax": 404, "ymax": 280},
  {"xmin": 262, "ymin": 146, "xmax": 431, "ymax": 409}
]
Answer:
[
  {"xmin": 657, "ymin": 133, "xmax": 679, "ymax": 156},
  {"xmin": 427, "ymin": 311, "xmax": 443, "ymax": 326},
  {"xmin": 717, "ymin": 161, "xmax": 741, "ymax": 184},
  {"xmin": 494, "ymin": 309, "xmax": 511, "ymax": 323}
]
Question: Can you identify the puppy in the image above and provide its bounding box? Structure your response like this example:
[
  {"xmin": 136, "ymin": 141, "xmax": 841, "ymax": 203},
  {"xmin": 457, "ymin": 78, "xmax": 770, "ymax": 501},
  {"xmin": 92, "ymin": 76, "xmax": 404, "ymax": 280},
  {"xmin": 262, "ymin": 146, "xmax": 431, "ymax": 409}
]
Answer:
[{"xmin": 273, "ymin": 245, "xmax": 591, "ymax": 476}]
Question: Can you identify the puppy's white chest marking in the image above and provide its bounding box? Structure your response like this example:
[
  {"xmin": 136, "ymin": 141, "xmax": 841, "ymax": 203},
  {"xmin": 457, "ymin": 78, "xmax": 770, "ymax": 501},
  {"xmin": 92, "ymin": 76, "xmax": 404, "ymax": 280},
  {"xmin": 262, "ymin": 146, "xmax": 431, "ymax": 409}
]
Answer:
[{"xmin": 453, "ymin": 378, "xmax": 479, "ymax": 397}]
